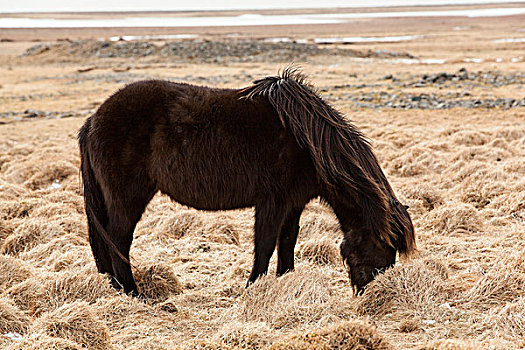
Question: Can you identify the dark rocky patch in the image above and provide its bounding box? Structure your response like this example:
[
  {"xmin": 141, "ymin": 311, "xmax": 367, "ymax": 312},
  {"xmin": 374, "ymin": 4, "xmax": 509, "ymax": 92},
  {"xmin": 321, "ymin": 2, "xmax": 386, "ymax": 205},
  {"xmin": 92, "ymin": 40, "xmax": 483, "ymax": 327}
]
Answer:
[
  {"xmin": 394, "ymin": 68, "xmax": 525, "ymax": 89},
  {"xmin": 330, "ymin": 91, "xmax": 525, "ymax": 110},
  {"xmin": 23, "ymin": 39, "xmax": 415, "ymax": 63},
  {"xmin": 0, "ymin": 110, "xmax": 90, "ymax": 121}
]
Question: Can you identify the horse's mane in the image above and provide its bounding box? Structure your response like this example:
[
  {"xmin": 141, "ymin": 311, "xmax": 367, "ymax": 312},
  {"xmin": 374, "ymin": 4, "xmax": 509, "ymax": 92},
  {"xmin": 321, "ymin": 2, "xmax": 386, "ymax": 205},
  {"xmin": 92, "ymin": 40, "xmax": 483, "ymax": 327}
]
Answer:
[{"xmin": 240, "ymin": 67, "xmax": 415, "ymax": 255}]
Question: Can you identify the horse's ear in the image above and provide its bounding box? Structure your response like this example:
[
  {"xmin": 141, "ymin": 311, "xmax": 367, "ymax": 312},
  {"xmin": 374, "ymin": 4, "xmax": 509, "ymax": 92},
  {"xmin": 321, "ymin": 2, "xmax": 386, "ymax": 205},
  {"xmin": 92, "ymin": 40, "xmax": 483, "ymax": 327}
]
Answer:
[{"xmin": 403, "ymin": 205, "xmax": 409, "ymax": 209}]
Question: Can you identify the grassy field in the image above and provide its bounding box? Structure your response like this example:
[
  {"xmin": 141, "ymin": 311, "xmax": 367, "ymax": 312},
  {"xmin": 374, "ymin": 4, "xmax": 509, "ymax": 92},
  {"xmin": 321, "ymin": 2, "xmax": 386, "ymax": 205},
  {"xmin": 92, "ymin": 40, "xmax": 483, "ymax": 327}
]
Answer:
[{"xmin": 0, "ymin": 6, "xmax": 524, "ymax": 349}]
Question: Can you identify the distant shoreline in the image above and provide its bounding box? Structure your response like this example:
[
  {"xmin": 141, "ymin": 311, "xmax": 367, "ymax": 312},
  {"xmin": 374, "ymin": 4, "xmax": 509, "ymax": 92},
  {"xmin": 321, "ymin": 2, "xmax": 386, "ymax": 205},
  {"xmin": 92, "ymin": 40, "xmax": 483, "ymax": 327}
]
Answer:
[
  {"xmin": 2, "ymin": 0, "xmax": 525, "ymax": 13},
  {"xmin": 2, "ymin": 5, "xmax": 525, "ymax": 29},
  {"xmin": 1, "ymin": 2, "xmax": 524, "ymax": 42}
]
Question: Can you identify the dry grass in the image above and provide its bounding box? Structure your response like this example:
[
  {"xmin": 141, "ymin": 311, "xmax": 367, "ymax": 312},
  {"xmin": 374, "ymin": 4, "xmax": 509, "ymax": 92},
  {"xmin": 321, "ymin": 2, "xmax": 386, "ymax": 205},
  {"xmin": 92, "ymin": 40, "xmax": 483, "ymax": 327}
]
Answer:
[
  {"xmin": 269, "ymin": 321, "xmax": 392, "ymax": 350},
  {"xmin": 33, "ymin": 301, "xmax": 110, "ymax": 350},
  {"xmin": 0, "ymin": 220, "xmax": 13, "ymax": 241},
  {"xmin": 0, "ymin": 297, "xmax": 30, "ymax": 334},
  {"xmin": 0, "ymin": 254, "xmax": 33, "ymax": 290},
  {"xmin": 483, "ymin": 297, "xmax": 525, "ymax": 341},
  {"xmin": 213, "ymin": 321, "xmax": 274, "ymax": 349},
  {"xmin": 6, "ymin": 335, "xmax": 83, "ymax": 350},
  {"xmin": 417, "ymin": 340, "xmax": 481, "ymax": 350},
  {"xmin": 1, "ymin": 22, "xmax": 524, "ymax": 349},
  {"xmin": 297, "ymin": 236, "xmax": 340, "ymax": 266},
  {"xmin": 422, "ymin": 202, "xmax": 483, "ymax": 234},
  {"xmin": 0, "ymin": 198, "xmax": 40, "ymax": 220},
  {"xmin": 1, "ymin": 219, "xmax": 65, "ymax": 255},
  {"xmin": 135, "ymin": 264, "xmax": 183, "ymax": 301},
  {"xmin": 3, "ymin": 267, "xmax": 115, "ymax": 316},
  {"xmin": 462, "ymin": 250, "xmax": 525, "ymax": 309},
  {"xmin": 239, "ymin": 267, "xmax": 342, "ymax": 329},
  {"xmin": 356, "ymin": 261, "xmax": 449, "ymax": 318}
]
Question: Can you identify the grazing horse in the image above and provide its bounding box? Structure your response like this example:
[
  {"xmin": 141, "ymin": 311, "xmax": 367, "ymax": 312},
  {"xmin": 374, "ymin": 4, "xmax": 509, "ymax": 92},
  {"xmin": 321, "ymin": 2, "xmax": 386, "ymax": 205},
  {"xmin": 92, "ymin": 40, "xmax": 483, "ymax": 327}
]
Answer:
[{"xmin": 79, "ymin": 68, "xmax": 415, "ymax": 296}]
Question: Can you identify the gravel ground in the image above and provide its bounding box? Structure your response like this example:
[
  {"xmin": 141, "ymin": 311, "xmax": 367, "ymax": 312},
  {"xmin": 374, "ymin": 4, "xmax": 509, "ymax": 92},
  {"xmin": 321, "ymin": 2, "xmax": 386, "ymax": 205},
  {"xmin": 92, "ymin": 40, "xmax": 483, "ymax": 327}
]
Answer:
[
  {"xmin": 330, "ymin": 91, "xmax": 525, "ymax": 110},
  {"xmin": 23, "ymin": 39, "xmax": 414, "ymax": 63},
  {"xmin": 389, "ymin": 68, "xmax": 525, "ymax": 89},
  {"xmin": 324, "ymin": 68, "xmax": 525, "ymax": 110},
  {"xmin": 0, "ymin": 109, "xmax": 89, "ymax": 121}
]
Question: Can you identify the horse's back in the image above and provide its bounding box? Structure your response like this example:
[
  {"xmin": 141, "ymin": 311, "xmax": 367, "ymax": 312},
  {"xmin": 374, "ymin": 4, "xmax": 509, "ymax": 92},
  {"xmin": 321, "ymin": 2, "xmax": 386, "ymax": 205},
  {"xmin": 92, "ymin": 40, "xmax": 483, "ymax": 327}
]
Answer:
[{"xmin": 84, "ymin": 79, "xmax": 318, "ymax": 210}]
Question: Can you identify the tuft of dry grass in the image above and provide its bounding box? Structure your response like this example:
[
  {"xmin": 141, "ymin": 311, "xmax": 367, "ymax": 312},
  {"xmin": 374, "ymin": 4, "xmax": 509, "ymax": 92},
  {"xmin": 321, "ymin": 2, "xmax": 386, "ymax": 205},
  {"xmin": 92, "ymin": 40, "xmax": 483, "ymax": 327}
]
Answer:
[
  {"xmin": 5, "ymin": 154, "xmax": 77, "ymax": 190},
  {"xmin": 0, "ymin": 179, "xmax": 28, "ymax": 201},
  {"xmin": 269, "ymin": 320, "xmax": 392, "ymax": 350},
  {"xmin": 462, "ymin": 250, "xmax": 525, "ymax": 309},
  {"xmin": 152, "ymin": 209, "xmax": 203, "ymax": 240},
  {"xmin": 0, "ymin": 198, "xmax": 40, "ymax": 220},
  {"xmin": 422, "ymin": 202, "xmax": 483, "ymax": 234},
  {"xmin": 1, "ymin": 219, "xmax": 65, "ymax": 255},
  {"xmin": 403, "ymin": 184, "xmax": 444, "ymax": 214},
  {"xmin": 482, "ymin": 297, "xmax": 525, "ymax": 341},
  {"xmin": 31, "ymin": 202, "xmax": 78, "ymax": 220},
  {"xmin": 417, "ymin": 339, "xmax": 481, "ymax": 350},
  {"xmin": 0, "ymin": 220, "xmax": 13, "ymax": 241},
  {"xmin": 91, "ymin": 295, "xmax": 160, "ymax": 334},
  {"xmin": 177, "ymin": 340, "xmax": 233, "ymax": 350},
  {"xmin": 240, "ymin": 267, "xmax": 340, "ymax": 329},
  {"xmin": 422, "ymin": 258, "xmax": 449, "ymax": 280},
  {"xmin": 126, "ymin": 337, "xmax": 184, "ymax": 350},
  {"xmin": 19, "ymin": 237, "xmax": 89, "ymax": 272},
  {"xmin": 0, "ymin": 254, "xmax": 32, "ymax": 290},
  {"xmin": 202, "ymin": 221, "xmax": 241, "ymax": 246},
  {"xmin": 4, "ymin": 267, "xmax": 115, "ymax": 316},
  {"xmin": 4, "ymin": 278, "xmax": 45, "ymax": 314},
  {"xmin": 356, "ymin": 261, "xmax": 448, "ymax": 318},
  {"xmin": 297, "ymin": 236, "xmax": 340, "ymax": 266},
  {"xmin": 37, "ymin": 268, "xmax": 116, "ymax": 314},
  {"xmin": 213, "ymin": 321, "xmax": 275, "ymax": 349},
  {"xmin": 0, "ymin": 297, "xmax": 30, "ymax": 334},
  {"xmin": 398, "ymin": 318, "xmax": 421, "ymax": 333},
  {"xmin": 33, "ymin": 301, "xmax": 110, "ymax": 350},
  {"xmin": 142, "ymin": 207, "xmax": 242, "ymax": 246},
  {"xmin": 135, "ymin": 264, "xmax": 183, "ymax": 301},
  {"xmin": 6, "ymin": 334, "xmax": 83, "ymax": 350},
  {"xmin": 298, "ymin": 212, "xmax": 341, "ymax": 240}
]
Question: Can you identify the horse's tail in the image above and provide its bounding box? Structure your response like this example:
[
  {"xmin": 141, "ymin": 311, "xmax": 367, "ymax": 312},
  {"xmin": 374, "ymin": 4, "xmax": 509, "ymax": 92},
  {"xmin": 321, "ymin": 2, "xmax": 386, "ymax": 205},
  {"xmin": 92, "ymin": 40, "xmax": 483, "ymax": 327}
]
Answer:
[
  {"xmin": 240, "ymin": 67, "xmax": 415, "ymax": 255},
  {"xmin": 78, "ymin": 118, "xmax": 132, "ymax": 268}
]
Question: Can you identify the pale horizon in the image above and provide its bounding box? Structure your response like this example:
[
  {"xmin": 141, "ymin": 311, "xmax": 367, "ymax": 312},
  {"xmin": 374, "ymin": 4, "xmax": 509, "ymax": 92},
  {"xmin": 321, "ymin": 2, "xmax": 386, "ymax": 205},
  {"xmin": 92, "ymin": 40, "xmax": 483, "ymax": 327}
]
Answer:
[{"xmin": 1, "ymin": 0, "xmax": 525, "ymax": 13}]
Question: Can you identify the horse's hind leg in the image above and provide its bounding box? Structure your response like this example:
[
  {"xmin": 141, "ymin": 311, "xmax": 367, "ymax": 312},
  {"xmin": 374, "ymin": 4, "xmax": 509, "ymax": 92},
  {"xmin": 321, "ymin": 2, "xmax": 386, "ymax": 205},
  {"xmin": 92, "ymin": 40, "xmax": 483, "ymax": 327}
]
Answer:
[
  {"xmin": 247, "ymin": 200, "xmax": 288, "ymax": 285},
  {"xmin": 89, "ymin": 224, "xmax": 113, "ymax": 275},
  {"xmin": 276, "ymin": 207, "xmax": 304, "ymax": 276},
  {"xmin": 105, "ymin": 186, "xmax": 156, "ymax": 295}
]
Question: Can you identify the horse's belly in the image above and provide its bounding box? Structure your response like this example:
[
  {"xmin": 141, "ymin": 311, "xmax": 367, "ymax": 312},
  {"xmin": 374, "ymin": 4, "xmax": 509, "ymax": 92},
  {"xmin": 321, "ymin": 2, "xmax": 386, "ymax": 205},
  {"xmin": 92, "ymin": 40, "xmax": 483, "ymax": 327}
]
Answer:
[
  {"xmin": 153, "ymin": 155, "xmax": 267, "ymax": 210},
  {"xmin": 161, "ymin": 175, "xmax": 257, "ymax": 210}
]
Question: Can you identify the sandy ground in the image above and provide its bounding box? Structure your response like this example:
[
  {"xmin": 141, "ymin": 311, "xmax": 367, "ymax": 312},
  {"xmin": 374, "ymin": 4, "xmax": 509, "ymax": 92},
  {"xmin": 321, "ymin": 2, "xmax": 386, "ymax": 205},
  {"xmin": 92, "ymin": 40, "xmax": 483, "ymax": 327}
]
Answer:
[{"xmin": 0, "ymin": 5, "xmax": 524, "ymax": 350}]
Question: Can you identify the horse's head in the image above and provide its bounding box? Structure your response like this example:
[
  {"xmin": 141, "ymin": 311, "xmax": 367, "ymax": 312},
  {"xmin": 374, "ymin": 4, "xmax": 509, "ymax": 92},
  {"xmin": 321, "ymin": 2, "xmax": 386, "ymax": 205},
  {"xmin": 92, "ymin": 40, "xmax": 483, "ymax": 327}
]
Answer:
[
  {"xmin": 340, "ymin": 228, "xmax": 396, "ymax": 295},
  {"xmin": 338, "ymin": 199, "xmax": 415, "ymax": 295}
]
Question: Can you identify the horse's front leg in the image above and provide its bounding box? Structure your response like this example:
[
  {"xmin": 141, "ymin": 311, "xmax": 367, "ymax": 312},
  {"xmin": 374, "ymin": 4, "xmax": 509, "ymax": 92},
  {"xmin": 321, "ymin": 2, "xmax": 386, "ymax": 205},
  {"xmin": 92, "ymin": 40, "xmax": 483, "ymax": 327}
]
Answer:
[
  {"xmin": 247, "ymin": 200, "xmax": 289, "ymax": 285},
  {"xmin": 276, "ymin": 207, "xmax": 304, "ymax": 276}
]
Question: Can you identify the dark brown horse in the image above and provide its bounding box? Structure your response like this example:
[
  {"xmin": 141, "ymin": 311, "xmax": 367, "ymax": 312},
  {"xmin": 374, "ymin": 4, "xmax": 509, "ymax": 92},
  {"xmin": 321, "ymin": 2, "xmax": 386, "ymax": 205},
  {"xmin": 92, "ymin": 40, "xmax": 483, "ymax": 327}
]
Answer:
[{"xmin": 79, "ymin": 68, "xmax": 415, "ymax": 296}]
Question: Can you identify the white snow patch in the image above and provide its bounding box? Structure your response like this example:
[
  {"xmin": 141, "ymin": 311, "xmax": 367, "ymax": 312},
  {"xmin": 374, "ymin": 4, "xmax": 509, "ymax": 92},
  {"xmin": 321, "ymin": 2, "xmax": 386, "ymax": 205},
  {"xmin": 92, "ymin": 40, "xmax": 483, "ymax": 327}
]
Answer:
[
  {"xmin": 3, "ymin": 332, "xmax": 23, "ymax": 341},
  {"xmin": 493, "ymin": 38, "xmax": 525, "ymax": 43},
  {"xmin": 109, "ymin": 34, "xmax": 198, "ymax": 41},
  {"xmin": 47, "ymin": 180, "xmax": 62, "ymax": 190},
  {"xmin": 464, "ymin": 58, "xmax": 484, "ymax": 63},
  {"xmin": 314, "ymin": 35, "xmax": 421, "ymax": 44}
]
